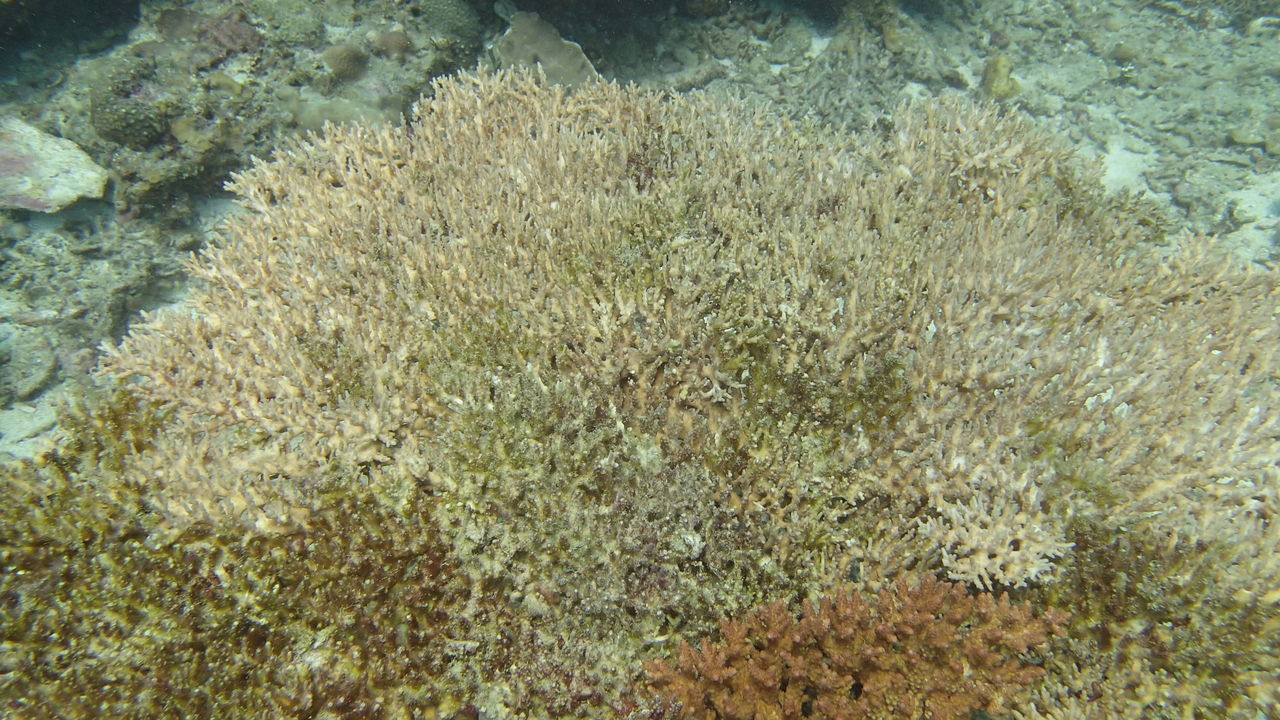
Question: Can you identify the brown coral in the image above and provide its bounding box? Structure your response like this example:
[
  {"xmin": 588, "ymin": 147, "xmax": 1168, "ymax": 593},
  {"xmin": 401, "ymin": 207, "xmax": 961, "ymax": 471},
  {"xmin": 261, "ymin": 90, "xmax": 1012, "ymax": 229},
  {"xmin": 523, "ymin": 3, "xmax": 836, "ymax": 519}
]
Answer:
[{"xmin": 646, "ymin": 575, "xmax": 1066, "ymax": 720}]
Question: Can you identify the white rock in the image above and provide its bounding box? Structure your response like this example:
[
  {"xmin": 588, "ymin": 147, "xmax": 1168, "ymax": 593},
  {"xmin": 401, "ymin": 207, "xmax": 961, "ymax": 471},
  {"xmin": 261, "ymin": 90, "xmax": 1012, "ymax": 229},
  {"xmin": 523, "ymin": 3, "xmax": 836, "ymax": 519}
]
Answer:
[{"xmin": 0, "ymin": 117, "xmax": 109, "ymax": 213}]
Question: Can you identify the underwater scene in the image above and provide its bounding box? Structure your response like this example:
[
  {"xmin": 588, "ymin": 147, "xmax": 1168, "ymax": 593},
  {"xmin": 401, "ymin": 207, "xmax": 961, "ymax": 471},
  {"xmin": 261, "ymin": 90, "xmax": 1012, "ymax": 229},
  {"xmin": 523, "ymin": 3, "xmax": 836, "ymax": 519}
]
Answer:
[{"xmin": 1, "ymin": 0, "xmax": 1279, "ymax": 717}]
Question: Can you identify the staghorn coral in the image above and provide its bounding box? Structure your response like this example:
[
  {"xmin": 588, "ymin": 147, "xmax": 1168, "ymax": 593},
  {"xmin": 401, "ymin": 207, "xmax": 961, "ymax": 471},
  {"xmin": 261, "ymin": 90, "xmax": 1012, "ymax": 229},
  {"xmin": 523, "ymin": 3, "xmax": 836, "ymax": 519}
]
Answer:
[
  {"xmin": 0, "ymin": 390, "xmax": 472, "ymax": 719},
  {"xmin": 0, "ymin": 67, "xmax": 1272, "ymax": 718},
  {"xmin": 645, "ymin": 575, "xmax": 1067, "ymax": 720}
]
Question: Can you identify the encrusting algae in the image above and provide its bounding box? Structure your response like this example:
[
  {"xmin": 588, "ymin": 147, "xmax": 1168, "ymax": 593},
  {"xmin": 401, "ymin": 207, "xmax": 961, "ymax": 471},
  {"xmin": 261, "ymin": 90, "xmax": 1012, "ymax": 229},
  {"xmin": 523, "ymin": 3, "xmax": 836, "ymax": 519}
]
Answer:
[{"xmin": 1, "ymin": 68, "xmax": 1277, "ymax": 718}]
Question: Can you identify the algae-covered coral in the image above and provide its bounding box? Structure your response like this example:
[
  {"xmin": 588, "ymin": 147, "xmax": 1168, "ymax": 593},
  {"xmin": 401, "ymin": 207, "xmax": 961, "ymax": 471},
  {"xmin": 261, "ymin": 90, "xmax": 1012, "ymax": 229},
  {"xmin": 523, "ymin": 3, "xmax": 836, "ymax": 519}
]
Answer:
[{"xmin": 3, "ymin": 68, "xmax": 1279, "ymax": 718}]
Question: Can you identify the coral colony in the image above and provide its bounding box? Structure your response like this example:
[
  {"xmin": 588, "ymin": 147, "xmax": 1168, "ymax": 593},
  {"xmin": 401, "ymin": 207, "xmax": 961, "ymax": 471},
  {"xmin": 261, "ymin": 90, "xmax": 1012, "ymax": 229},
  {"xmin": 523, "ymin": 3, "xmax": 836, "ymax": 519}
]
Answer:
[{"xmin": 4, "ymin": 70, "xmax": 1278, "ymax": 719}]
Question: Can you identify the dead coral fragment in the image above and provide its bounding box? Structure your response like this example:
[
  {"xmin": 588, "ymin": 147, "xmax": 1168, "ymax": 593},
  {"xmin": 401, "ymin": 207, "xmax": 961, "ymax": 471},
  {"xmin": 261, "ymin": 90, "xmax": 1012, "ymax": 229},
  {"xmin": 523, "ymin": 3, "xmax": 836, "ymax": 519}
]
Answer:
[{"xmin": 646, "ymin": 575, "xmax": 1066, "ymax": 720}]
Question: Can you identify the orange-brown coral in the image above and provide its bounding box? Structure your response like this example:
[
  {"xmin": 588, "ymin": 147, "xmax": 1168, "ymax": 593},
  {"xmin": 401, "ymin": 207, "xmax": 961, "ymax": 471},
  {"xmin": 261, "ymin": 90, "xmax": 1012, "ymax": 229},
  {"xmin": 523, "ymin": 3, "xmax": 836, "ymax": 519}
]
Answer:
[{"xmin": 645, "ymin": 575, "xmax": 1066, "ymax": 720}]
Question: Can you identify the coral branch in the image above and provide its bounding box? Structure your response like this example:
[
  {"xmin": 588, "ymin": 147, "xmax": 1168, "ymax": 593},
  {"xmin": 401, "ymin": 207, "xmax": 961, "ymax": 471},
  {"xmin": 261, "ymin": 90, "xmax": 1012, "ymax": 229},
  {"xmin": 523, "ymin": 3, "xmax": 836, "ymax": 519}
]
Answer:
[{"xmin": 646, "ymin": 576, "xmax": 1066, "ymax": 720}]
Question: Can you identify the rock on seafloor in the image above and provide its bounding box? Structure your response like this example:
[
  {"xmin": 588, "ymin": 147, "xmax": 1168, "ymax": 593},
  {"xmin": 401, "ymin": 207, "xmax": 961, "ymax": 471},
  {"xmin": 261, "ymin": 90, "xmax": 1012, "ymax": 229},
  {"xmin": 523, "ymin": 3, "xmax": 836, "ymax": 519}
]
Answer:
[{"xmin": 0, "ymin": 117, "xmax": 109, "ymax": 213}]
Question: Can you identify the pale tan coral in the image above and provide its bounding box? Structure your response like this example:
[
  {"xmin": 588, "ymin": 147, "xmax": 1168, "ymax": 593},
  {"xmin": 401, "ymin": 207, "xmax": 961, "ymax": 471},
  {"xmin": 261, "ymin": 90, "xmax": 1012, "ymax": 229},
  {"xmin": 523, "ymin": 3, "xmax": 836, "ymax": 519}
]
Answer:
[
  {"xmin": 98, "ymin": 69, "xmax": 1280, "ymax": 717},
  {"xmin": 915, "ymin": 460, "xmax": 1071, "ymax": 589}
]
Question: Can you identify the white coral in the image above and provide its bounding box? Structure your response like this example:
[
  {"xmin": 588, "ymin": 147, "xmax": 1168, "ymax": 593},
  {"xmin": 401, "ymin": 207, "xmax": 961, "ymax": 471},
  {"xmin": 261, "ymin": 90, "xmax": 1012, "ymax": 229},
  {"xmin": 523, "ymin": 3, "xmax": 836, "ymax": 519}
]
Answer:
[{"xmin": 917, "ymin": 462, "xmax": 1073, "ymax": 590}]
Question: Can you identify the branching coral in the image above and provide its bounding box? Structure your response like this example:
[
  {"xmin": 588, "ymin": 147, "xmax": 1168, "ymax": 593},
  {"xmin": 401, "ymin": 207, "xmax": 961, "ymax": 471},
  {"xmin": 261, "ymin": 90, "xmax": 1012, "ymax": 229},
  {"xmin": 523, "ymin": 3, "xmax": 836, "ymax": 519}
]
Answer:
[
  {"xmin": 646, "ymin": 575, "xmax": 1067, "ymax": 720},
  {"xmin": 0, "ymin": 67, "xmax": 1272, "ymax": 718}
]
